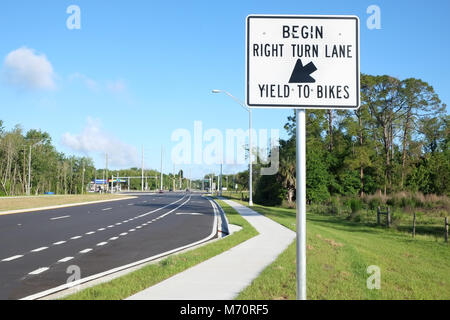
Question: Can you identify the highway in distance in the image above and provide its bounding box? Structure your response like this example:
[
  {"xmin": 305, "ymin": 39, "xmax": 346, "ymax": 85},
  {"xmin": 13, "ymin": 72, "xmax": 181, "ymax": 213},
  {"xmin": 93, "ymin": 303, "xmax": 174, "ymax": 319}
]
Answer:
[{"xmin": 0, "ymin": 192, "xmax": 217, "ymax": 300}]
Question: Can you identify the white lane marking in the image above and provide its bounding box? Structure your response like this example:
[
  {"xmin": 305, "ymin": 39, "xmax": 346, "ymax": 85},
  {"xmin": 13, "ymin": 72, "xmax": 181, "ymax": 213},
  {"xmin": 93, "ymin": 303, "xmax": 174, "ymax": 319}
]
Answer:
[
  {"xmin": 128, "ymin": 203, "xmax": 134, "ymax": 206},
  {"xmin": 115, "ymin": 223, "xmax": 122, "ymax": 225},
  {"xmin": 109, "ymin": 237, "xmax": 118, "ymax": 241},
  {"xmin": 80, "ymin": 248, "xmax": 92, "ymax": 254},
  {"xmin": 98, "ymin": 228, "xmax": 106, "ymax": 231},
  {"xmin": 58, "ymin": 257, "xmax": 74, "ymax": 263},
  {"xmin": 53, "ymin": 241, "xmax": 66, "ymax": 245},
  {"xmin": 102, "ymin": 208, "xmax": 112, "ymax": 211},
  {"xmin": 119, "ymin": 232, "xmax": 128, "ymax": 236},
  {"xmin": 31, "ymin": 247, "xmax": 48, "ymax": 252},
  {"xmin": 136, "ymin": 226, "xmax": 142, "ymax": 229},
  {"xmin": 97, "ymin": 242, "xmax": 108, "ymax": 246},
  {"xmin": 2, "ymin": 255, "xmax": 23, "ymax": 262},
  {"xmin": 50, "ymin": 215, "xmax": 70, "ymax": 220},
  {"xmin": 175, "ymin": 212, "xmax": 204, "ymax": 216},
  {"xmin": 29, "ymin": 267, "xmax": 49, "ymax": 275},
  {"xmin": 129, "ymin": 229, "xmax": 135, "ymax": 232},
  {"xmin": 107, "ymin": 225, "xmax": 114, "ymax": 228},
  {"xmin": 85, "ymin": 231, "xmax": 95, "ymax": 235},
  {"xmin": 70, "ymin": 236, "xmax": 82, "ymax": 240}
]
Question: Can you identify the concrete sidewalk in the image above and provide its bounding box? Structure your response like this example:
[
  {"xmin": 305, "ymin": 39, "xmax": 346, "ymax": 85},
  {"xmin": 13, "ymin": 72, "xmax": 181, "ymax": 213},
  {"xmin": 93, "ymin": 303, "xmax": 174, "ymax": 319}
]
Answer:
[{"xmin": 127, "ymin": 199, "xmax": 296, "ymax": 300}]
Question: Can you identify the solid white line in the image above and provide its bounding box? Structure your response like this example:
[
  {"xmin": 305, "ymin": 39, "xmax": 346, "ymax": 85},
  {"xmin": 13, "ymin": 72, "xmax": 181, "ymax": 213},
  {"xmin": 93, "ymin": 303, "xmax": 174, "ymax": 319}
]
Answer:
[
  {"xmin": 2, "ymin": 255, "xmax": 23, "ymax": 262},
  {"xmin": 29, "ymin": 267, "xmax": 49, "ymax": 275},
  {"xmin": 53, "ymin": 241, "xmax": 66, "ymax": 245},
  {"xmin": 58, "ymin": 257, "xmax": 74, "ymax": 263},
  {"xmin": 31, "ymin": 247, "xmax": 48, "ymax": 252},
  {"xmin": 80, "ymin": 248, "xmax": 92, "ymax": 254},
  {"xmin": 50, "ymin": 215, "xmax": 70, "ymax": 220},
  {"xmin": 96, "ymin": 242, "xmax": 108, "ymax": 246},
  {"xmin": 70, "ymin": 236, "xmax": 82, "ymax": 240}
]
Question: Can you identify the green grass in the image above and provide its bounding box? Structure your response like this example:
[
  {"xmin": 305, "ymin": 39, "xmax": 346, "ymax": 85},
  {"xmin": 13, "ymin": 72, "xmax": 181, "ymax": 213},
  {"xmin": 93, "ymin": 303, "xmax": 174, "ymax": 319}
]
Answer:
[
  {"xmin": 235, "ymin": 201, "xmax": 450, "ymax": 300},
  {"xmin": 63, "ymin": 200, "xmax": 258, "ymax": 300},
  {"xmin": 0, "ymin": 194, "xmax": 131, "ymax": 213}
]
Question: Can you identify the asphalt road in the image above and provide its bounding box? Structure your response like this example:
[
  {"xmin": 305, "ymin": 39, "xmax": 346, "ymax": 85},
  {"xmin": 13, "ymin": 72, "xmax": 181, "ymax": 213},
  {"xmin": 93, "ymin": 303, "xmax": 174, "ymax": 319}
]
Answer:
[{"xmin": 0, "ymin": 192, "xmax": 217, "ymax": 300}]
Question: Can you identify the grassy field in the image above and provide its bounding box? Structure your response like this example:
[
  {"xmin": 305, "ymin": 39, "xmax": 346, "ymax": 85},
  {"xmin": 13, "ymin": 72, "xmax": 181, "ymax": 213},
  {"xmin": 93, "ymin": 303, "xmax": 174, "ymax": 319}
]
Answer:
[
  {"xmin": 0, "ymin": 194, "xmax": 131, "ymax": 212},
  {"xmin": 63, "ymin": 200, "xmax": 258, "ymax": 300},
  {"xmin": 235, "ymin": 201, "xmax": 450, "ymax": 300}
]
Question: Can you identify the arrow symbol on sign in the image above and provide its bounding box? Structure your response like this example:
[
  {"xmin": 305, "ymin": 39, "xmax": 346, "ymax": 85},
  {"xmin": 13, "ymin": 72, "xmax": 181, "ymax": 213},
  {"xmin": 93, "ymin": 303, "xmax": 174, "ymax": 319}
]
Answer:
[{"xmin": 288, "ymin": 59, "xmax": 317, "ymax": 83}]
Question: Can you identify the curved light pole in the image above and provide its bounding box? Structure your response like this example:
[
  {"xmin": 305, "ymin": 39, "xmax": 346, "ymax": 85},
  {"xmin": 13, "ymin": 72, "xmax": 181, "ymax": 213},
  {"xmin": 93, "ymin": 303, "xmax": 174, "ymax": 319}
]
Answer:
[{"xmin": 212, "ymin": 90, "xmax": 253, "ymax": 206}]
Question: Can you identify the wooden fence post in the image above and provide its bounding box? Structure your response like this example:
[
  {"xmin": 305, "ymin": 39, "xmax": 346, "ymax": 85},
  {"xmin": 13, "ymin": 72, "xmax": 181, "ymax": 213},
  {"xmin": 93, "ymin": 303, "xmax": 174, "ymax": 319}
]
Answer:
[
  {"xmin": 445, "ymin": 217, "xmax": 448, "ymax": 243},
  {"xmin": 377, "ymin": 207, "xmax": 380, "ymax": 225},
  {"xmin": 387, "ymin": 207, "xmax": 391, "ymax": 228},
  {"xmin": 412, "ymin": 212, "xmax": 416, "ymax": 238}
]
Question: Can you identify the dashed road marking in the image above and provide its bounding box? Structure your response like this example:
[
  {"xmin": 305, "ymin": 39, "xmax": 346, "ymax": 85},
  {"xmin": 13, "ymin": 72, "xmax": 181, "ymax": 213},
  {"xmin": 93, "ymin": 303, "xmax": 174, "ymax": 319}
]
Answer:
[
  {"xmin": 29, "ymin": 267, "xmax": 49, "ymax": 275},
  {"xmin": 2, "ymin": 255, "xmax": 23, "ymax": 262},
  {"xmin": 70, "ymin": 236, "xmax": 82, "ymax": 240},
  {"xmin": 31, "ymin": 247, "xmax": 48, "ymax": 252},
  {"xmin": 97, "ymin": 242, "xmax": 108, "ymax": 246},
  {"xmin": 80, "ymin": 248, "xmax": 92, "ymax": 254},
  {"xmin": 53, "ymin": 241, "xmax": 66, "ymax": 245},
  {"xmin": 86, "ymin": 231, "xmax": 95, "ymax": 235},
  {"xmin": 50, "ymin": 215, "xmax": 70, "ymax": 220},
  {"xmin": 58, "ymin": 257, "xmax": 74, "ymax": 263},
  {"xmin": 102, "ymin": 208, "xmax": 112, "ymax": 211}
]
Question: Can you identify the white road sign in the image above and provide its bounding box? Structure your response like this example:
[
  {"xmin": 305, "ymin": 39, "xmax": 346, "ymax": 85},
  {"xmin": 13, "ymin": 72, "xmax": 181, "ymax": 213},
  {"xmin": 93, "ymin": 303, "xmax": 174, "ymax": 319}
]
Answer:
[{"xmin": 246, "ymin": 15, "xmax": 360, "ymax": 109}]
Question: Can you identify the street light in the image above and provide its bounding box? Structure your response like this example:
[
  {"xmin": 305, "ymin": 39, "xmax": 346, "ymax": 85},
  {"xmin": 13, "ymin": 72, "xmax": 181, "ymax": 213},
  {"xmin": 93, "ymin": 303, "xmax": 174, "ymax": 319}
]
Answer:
[
  {"xmin": 212, "ymin": 89, "xmax": 253, "ymax": 206},
  {"xmin": 27, "ymin": 140, "xmax": 43, "ymax": 196}
]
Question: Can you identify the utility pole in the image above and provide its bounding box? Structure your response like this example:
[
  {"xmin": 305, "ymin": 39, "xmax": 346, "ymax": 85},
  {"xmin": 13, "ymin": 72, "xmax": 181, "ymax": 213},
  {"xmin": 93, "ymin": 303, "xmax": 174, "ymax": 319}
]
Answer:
[
  {"xmin": 141, "ymin": 145, "xmax": 144, "ymax": 192},
  {"xmin": 81, "ymin": 160, "xmax": 85, "ymax": 194},
  {"xmin": 160, "ymin": 146, "xmax": 163, "ymax": 190},
  {"xmin": 219, "ymin": 164, "xmax": 223, "ymax": 196},
  {"xmin": 105, "ymin": 153, "xmax": 109, "ymax": 192}
]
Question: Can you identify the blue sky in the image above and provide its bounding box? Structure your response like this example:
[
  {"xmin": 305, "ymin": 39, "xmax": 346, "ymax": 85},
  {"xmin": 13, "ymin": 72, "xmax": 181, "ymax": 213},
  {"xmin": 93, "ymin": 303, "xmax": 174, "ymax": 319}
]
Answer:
[{"xmin": 0, "ymin": 0, "xmax": 449, "ymax": 178}]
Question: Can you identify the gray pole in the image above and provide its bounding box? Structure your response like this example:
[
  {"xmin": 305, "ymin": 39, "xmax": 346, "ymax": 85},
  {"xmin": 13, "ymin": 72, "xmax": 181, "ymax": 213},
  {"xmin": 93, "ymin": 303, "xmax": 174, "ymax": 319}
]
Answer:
[
  {"xmin": 249, "ymin": 108, "xmax": 253, "ymax": 206},
  {"xmin": 160, "ymin": 146, "xmax": 163, "ymax": 190},
  {"xmin": 296, "ymin": 109, "xmax": 307, "ymax": 300},
  {"xmin": 219, "ymin": 163, "xmax": 223, "ymax": 196},
  {"xmin": 28, "ymin": 145, "xmax": 32, "ymax": 196},
  {"xmin": 141, "ymin": 145, "xmax": 144, "ymax": 192}
]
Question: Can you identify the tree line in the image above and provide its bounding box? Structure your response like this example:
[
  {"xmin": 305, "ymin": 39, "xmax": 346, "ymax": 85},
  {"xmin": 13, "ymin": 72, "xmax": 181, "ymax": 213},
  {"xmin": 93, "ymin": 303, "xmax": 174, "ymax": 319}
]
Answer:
[{"xmin": 254, "ymin": 74, "xmax": 449, "ymax": 206}]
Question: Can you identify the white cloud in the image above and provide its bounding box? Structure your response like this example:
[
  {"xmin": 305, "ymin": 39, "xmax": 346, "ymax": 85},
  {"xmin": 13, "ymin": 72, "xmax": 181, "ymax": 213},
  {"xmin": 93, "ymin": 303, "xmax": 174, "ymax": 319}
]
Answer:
[
  {"xmin": 106, "ymin": 79, "xmax": 126, "ymax": 93},
  {"xmin": 61, "ymin": 117, "xmax": 139, "ymax": 168},
  {"xmin": 3, "ymin": 47, "xmax": 56, "ymax": 90},
  {"xmin": 68, "ymin": 72, "xmax": 99, "ymax": 91}
]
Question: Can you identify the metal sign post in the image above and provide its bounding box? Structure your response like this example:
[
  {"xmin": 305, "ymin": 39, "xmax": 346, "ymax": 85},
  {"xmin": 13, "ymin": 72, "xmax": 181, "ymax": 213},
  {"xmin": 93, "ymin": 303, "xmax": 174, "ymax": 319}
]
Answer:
[
  {"xmin": 246, "ymin": 14, "xmax": 360, "ymax": 300},
  {"xmin": 296, "ymin": 108, "xmax": 307, "ymax": 300}
]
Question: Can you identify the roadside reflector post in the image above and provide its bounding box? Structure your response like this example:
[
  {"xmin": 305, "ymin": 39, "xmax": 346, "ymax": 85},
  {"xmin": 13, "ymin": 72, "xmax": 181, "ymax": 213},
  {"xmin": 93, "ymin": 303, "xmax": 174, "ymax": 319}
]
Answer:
[{"xmin": 296, "ymin": 108, "xmax": 307, "ymax": 300}]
